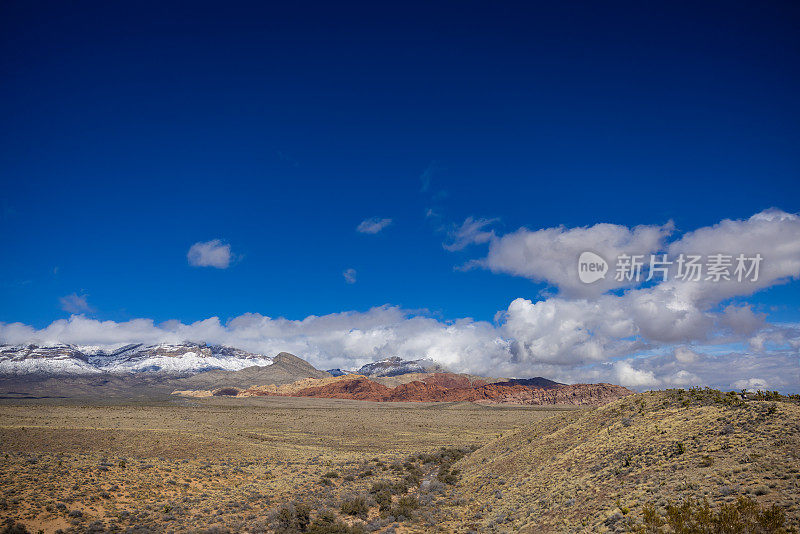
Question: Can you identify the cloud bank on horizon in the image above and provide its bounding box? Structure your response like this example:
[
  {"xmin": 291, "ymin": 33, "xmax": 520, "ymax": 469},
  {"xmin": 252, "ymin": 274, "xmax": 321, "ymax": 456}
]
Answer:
[{"xmin": 3, "ymin": 209, "xmax": 799, "ymax": 392}]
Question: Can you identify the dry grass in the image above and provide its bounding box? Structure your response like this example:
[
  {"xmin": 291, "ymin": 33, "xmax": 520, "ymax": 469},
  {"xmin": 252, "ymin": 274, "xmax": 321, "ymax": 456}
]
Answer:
[
  {"xmin": 436, "ymin": 389, "xmax": 800, "ymax": 533},
  {"xmin": 2, "ymin": 390, "xmax": 797, "ymax": 533},
  {"xmin": 0, "ymin": 396, "xmax": 566, "ymax": 533}
]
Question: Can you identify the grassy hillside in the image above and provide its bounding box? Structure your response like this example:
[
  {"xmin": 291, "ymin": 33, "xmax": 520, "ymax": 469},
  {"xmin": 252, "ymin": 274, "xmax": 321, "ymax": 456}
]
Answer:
[{"xmin": 440, "ymin": 389, "xmax": 800, "ymax": 532}]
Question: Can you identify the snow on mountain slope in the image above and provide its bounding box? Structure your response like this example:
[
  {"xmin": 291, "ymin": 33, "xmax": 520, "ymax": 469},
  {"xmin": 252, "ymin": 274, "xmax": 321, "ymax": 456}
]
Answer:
[
  {"xmin": 0, "ymin": 343, "xmax": 274, "ymax": 376},
  {"xmin": 355, "ymin": 356, "xmax": 445, "ymax": 377}
]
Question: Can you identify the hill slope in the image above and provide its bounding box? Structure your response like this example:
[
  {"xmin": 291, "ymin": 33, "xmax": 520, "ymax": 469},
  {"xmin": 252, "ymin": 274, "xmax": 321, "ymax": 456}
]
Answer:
[
  {"xmin": 439, "ymin": 389, "xmax": 800, "ymax": 532},
  {"xmin": 173, "ymin": 352, "xmax": 329, "ymax": 389}
]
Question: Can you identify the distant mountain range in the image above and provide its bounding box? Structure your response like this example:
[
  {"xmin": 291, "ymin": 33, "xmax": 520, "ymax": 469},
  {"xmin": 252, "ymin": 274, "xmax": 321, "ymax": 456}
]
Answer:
[
  {"xmin": 0, "ymin": 343, "xmax": 628, "ymax": 406},
  {"xmin": 325, "ymin": 356, "xmax": 446, "ymax": 378},
  {"xmin": 0, "ymin": 343, "xmax": 275, "ymax": 376}
]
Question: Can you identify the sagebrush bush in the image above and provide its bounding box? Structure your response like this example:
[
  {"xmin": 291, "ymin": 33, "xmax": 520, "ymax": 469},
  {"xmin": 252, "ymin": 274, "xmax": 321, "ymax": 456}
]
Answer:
[
  {"xmin": 635, "ymin": 496, "xmax": 787, "ymax": 533},
  {"xmin": 339, "ymin": 496, "xmax": 369, "ymax": 519}
]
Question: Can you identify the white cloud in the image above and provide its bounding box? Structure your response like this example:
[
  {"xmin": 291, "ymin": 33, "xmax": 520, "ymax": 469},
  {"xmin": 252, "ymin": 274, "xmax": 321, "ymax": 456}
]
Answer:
[
  {"xmin": 2, "ymin": 209, "xmax": 799, "ymax": 393},
  {"xmin": 613, "ymin": 360, "xmax": 660, "ymax": 387},
  {"xmin": 674, "ymin": 346, "xmax": 699, "ymax": 363},
  {"xmin": 444, "ymin": 217, "xmax": 498, "ymax": 251},
  {"xmin": 59, "ymin": 293, "xmax": 92, "ymax": 314},
  {"xmin": 475, "ymin": 221, "xmax": 673, "ymax": 297},
  {"xmin": 356, "ymin": 218, "xmax": 392, "ymax": 234},
  {"xmin": 732, "ymin": 378, "xmax": 770, "ymax": 391},
  {"xmin": 663, "ymin": 209, "xmax": 800, "ymax": 307},
  {"xmin": 187, "ymin": 240, "xmax": 232, "ymax": 269},
  {"xmin": 664, "ymin": 369, "xmax": 703, "ymax": 387},
  {"xmin": 1, "ymin": 307, "xmax": 798, "ymax": 392},
  {"xmin": 343, "ymin": 268, "xmax": 357, "ymax": 284}
]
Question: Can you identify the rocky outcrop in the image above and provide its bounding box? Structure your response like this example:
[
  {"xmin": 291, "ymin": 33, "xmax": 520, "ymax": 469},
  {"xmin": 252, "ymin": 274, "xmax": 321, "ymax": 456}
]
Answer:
[
  {"xmin": 497, "ymin": 377, "xmax": 564, "ymax": 390},
  {"xmin": 215, "ymin": 374, "xmax": 633, "ymax": 406},
  {"xmin": 292, "ymin": 376, "xmax": 393, "ymax": 400}
]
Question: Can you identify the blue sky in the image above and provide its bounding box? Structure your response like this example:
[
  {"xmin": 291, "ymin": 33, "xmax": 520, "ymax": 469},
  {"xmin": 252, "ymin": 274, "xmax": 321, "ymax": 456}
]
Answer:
[{"xmin": 0, "ymin": 2, "xmax": 798, "ymax": 390}]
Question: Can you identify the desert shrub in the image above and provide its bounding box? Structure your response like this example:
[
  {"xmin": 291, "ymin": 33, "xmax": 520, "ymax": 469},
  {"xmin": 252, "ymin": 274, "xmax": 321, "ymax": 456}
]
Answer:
[
  {"xmin": 437, "ymin": 467, "xmax": 458, "ymax": 485},
  {"xmin": 274, "ymin": 502, "xmax": 311, "ymax": 532},
  {"xmin": 391, "ymin": 495, "xmax": 419, "ymax": 521},
  {"xmin": 369, "ymin": 481, "xmax": 392, "ymax": 494},
  {"xmin": 357, "ymin": 469, "xmax": 373, "ymax": 478},
  {"xmin": 339, "ymin": 497, "xmax": 369, "ymax": 520},
  {"xmin": 1, "ymin": 522, "xmax": 30, "ymax": 534},
  {"xmin": 374, "ymin": 490, "xmax": 392, "ymax": 512},
  {"xmin": 319, "ymin": 478, "xmax": 333, "ymax": 486},
  {"xmin": 391, "ymin": 480, "xmax": 409, "ymax": 495},
  {"xmin": 275, "ymin": 506, "xmax": 295, "ymax": 532},
  {"xmin": 635, "ymin": 496, "xmax": 787, "ymax": 533},
  {"xmin": 403, "ymin": 471, "xmax": 422, "ymax": 487},
  {"xmin": 323, "ymin": 471, "xmax": 339, "ymax": 479},
  {"xmin": 306, "ymin": 510, "xmax": 365, "ymax": 534},
  {"xmin": 369, "ymin": 481, "xmax": 393, "ymax": 511}
]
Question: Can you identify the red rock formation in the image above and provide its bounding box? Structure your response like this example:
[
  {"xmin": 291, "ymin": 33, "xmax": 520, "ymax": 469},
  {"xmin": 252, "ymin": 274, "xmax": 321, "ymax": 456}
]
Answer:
[
  {"xmin": 420, "ymin": 372, "xmax": 486, "ymax": 389},
  {"xmin": 241, "ymin": 374, "xmax": 633, "ymax": 406},
  {"xmin": 292, "ymin": 376, "xmax": 392, "ymax": 401}
]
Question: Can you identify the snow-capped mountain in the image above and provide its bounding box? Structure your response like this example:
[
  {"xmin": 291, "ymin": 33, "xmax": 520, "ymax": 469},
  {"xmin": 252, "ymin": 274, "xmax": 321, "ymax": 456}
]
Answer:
[
  {"xmin": 0, "ymin": 343, "xmax": 275, "ymax": 376},
  {"xmin": 355, "ymin": 356, "xmax": 445, "ymax": 377}
]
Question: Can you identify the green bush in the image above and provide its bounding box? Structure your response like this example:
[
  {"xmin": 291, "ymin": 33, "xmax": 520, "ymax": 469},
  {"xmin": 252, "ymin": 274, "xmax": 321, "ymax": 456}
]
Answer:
[
  {"xmin": 306, "ymin": 510, "xmax": 365, "ymax": 534},
  {"xmin": 274, "ymin": 502, "xmax": 311, "ymax": 533},
  {"xmin": 339, "ymin": 497, "xmax": 369, "ymax": 520},
  {"xmin": 392, "ymin": 494, "xmax": 419, "ymax": 520},
  {"xmin": 636, "ymin": 496, "xmax": 787, "ymax": 533}
]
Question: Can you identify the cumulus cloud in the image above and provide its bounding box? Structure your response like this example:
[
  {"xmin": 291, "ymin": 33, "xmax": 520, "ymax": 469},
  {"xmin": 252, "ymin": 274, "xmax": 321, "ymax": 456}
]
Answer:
[
  {"xmin": 674, "ymin": 346, "xmax": 699, "ymax": 363},
  {"xmin": 732, "ymin": 378, "xmax": 770, "ymax": 391},
  {"xmin": 665, "ymin": 209, "xmax": 800, "ymax": 307},
  {"xmin": 613, "ymin": 360, "xmax": 660, "ymax": 387},
  {"xmin": 59, "ymin": 293, "xmax": 92, "ymax": 314},
  {"xmin": 356, "ymin": 218, "xmax": 392, "ymax": 234},
  {"xmin": 3, "ymin": 209, "xmax": 799, "ymax": 394},
  {"xmin": 343, "ymin": 268, "xmax": 357, "ymax": 284},
  {"xmin": 475, "ymin": 221, "xmax": 674, "ymax": 297},
  {"xmin": 187, "ymin": 240, "xmax": 232, "ymax": 268},
  {"xmin": 1, "ymin": 305, "xmax": 798, "ymax": 392},
  {"xmin": 444, "ymin": 217, "xmax": 498, "ymax": 251}
]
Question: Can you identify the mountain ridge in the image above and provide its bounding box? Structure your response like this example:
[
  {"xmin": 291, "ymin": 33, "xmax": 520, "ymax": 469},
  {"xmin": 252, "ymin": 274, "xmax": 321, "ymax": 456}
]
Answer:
[{"xmin": 0, "ymin": 342, "xmax": 276, "ymax": 376}]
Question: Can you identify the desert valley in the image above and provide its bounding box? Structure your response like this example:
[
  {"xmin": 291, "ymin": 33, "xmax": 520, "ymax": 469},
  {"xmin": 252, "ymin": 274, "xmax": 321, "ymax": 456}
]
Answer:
[{"xmin": 1, "ymin": 345, "xmax": 798, "ymax": 533}]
